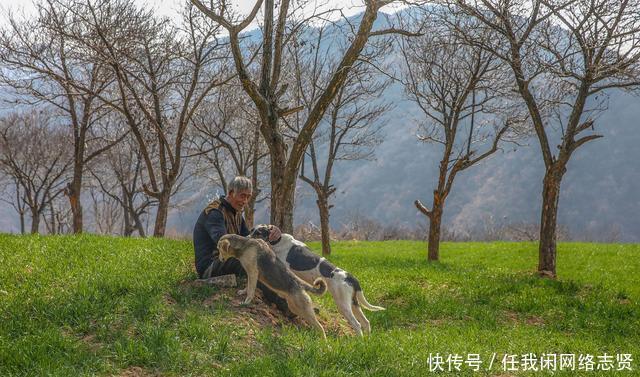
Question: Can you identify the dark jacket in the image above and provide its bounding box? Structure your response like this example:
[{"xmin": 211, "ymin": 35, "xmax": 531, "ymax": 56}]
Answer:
[{"xmin": 193, "ymin": 197, "xmax": 249, "ymax": 277}]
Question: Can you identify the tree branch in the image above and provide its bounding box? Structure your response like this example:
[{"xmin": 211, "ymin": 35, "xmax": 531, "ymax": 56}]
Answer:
[
  {"xmin": 414, "ymin": 199, "xmax": 432, "ymax": 218},
  {"xmin": 369, "ymin": 28, "xmax": 423, "ymax": 37}
]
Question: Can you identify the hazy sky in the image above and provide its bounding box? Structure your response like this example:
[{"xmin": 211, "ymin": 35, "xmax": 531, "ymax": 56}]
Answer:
[
  {"xmin": 0, "ymin": 0, "xmax": 248, "ymax": 20},
  {"xmin": 0, "ymin": 0, "xmax": 374, "ymax": 24}
]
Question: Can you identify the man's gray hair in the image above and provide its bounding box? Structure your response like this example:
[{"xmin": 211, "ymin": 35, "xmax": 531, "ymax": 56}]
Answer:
[{"xmin": 228, "ymin": 176, "xmax": 252, "ymax": 194}]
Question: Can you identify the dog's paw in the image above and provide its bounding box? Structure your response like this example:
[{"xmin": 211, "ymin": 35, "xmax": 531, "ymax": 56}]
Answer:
[{"xmin": 241, "ymin": 298, "xmax": 253, "ymax": 305}]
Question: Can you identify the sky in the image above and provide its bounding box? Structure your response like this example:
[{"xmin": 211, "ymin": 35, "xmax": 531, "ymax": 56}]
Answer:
[
  {"xmin": 0, "ymin": 0, "xmax": 379, "ymax": 25},
  {"xmin": 0, "ymin": 0, "xmax": 247, "ymax": 18}
]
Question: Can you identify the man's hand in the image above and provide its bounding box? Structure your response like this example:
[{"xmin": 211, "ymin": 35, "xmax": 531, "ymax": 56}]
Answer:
[{"xmin": 268, "ymin": 225, "xmax": 282, "ymax": 242}]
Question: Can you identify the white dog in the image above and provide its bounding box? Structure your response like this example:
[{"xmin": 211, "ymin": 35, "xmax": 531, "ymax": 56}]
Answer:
[{"xmin": 250, "ymin": 225, "xmax": 385, "ymax": 336}]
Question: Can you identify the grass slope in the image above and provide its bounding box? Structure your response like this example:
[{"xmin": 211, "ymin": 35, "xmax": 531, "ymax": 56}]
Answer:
[{"xmin": 0, "ymin": 234, "xmax": 638, "ymax": 376}]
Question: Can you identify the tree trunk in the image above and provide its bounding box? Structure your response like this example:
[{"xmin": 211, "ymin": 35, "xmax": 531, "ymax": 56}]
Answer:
[
  {"xmin": 269, "ymin": 148, "xmax": 297, "ymax": 233},
  {"xmin": 70, "ymin": 194, "xmax": 82, "ymax": 233},
  {"xmin": 153, "ymin": 190, "xmax": 171, "ymax": 237},
  {"xmin": 245, "ymin": 207, "xmax": 255, "ymax": 229},
  {"xmin": 48, "ymin": 197, "xmax": 56, "ymax": 235},
  {"xmin": 19, "ymin": 212, "xmax": 25, "ymax": 235},
  {"xmin": 271, "ymin": 189, "xmax": 295, "ymax": 234},
  {"xmin": 423, "ymin": 189, "xmax": 445, "ymax": 262},
  {"xmin": 67, "ymin": 174, "xmax": 83, "ymax": 234},
  {"xmin": 245, "ymin": 127, "xmax": 261, "ymax": 229},
  {"xmin": 123, "ymin": 209, "xmax": 133, "ymax": 236},
  {"xmin": 538, "ymin": 165, "xmax": 565, "ymax": 278},
  {"xmin": 56, "ymin": 214, "xmax": 64, "ymax": 234},
  {"xmin": 245, "ymin": 195, "xmax": 256, "ymax": 229},
  {"xmin": 30, "ymin": 208, "xmax": 39, "ymax": 234},
  {"xmin": 427, "ymin": 204, "xmax": 443, "ymax": 262},
  {"xmin": 316, "ymin": 195, "xmax": 331, "ymax": 256},
  {"xmin": 133, "ymin": 213, "xmax": 146, "ymax": 237}
]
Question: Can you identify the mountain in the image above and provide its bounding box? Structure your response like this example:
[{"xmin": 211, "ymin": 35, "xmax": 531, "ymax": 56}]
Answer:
[
  {"xmin": 276, "ymin": 86, "xmax": 640, "ymax": 242},
  {"xmin": 1, "ymin": 8, "xmax": 639, "ymax": 241}
]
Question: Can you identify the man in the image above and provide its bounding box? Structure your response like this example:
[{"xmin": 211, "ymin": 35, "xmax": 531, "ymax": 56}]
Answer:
[{"xmin": 193, "ymin": 176, "xmax": 287, "ymax": 309}]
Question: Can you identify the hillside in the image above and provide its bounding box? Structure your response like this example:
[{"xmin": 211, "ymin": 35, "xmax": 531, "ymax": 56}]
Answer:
[
  {"xmin": 290, "ymin": 88, "xmax": 640, "ymax": 242},
  {"xmin": 1, "ymin": 235, "xmax": 638, "ymax": 376}
]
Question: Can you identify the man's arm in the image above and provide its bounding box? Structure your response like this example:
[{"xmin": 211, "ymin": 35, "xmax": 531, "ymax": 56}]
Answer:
[{"xmin": 204, "ymin": 210, "xmax": 227, "ymax": 247}]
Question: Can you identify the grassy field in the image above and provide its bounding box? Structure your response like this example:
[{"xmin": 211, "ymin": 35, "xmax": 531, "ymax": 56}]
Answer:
[{"xmin": 0, "ymin": 234, "xmax": 638, "ymax": 376}]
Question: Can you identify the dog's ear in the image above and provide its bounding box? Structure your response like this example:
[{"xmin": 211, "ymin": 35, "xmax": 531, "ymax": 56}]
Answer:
[
  {"xmin": 249, "ymin": 227, "xmax": 258, "ymax": 239},
  {"xmin": 218, "ymin": 238, "xmax": 230, "ymax": 255}
]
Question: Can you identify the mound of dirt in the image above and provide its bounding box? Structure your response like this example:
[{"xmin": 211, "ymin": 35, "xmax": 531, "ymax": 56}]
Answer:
[{"xmin": 204, "ymin": 286, "xmax": 354, "ymax": 336}]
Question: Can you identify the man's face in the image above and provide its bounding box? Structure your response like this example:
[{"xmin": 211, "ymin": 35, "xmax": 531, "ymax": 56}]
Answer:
[{"xmin": 227, "ymin": 189, "xmax": 252, "ymax": 212}]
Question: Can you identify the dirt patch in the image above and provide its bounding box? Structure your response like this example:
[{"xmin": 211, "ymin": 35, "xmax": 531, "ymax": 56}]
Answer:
[
  {"xmin": 232, "ymin": 290, "xmax": 287, "ymax": 328},
  {"xmin": 425, "ymin": 318, "xmax": 458, "ymax": 327},
  {"xmin": 60, "ymin": 327, "xmax": 103, "ymax": 353},
  {"xmin": 525, "ymin": 315, "xmax": 544, "ymax": 326},
  {"xmin": 503, "ymin": 311, "xmax": 519, "ymax": 323},
  {"xmin": 177, "ymin": 279, "xmax": 209, "ymax": 288},
  {"xmin": 162, "ymin": 294, "xmax": 177, "ymax": 306},
  {"xmin": 80, "ymin": 333, "xmax": 103, "ymax": 352},
  {"xmin": 114, "ymin": 366, "xmax": 159, "ymax": 377},
  {"xmin": 502, "ymin": 310, "xmax": 544, "ymax": 326},
  {"xmin": 204, "ymin": 287, "xmax": 354, "ymax": 336}
]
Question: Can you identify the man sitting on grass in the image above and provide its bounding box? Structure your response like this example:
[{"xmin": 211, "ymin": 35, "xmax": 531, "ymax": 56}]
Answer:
[{"xmin": 193, "ymin": 176, "xmax": 288, "ymax": 312}]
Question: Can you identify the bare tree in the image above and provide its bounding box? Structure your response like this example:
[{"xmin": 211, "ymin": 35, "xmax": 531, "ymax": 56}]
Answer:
[
  {"xmin": 42, "ymin": 193, "xmax": 72, "ymax": 234},
  {"xmin": 0, "ymin": 175, "xmax": 28, "ymax": 234},
  {"xmin": 294, "ymin": 25, "xmax": 390, "ymax": 255},
  {"xmin": 339, "ymin": 209, "xmax": 384, "ymax": 241},
  {"xmin": 498, "ymin": 220, "xmax": 571, "ymax": 242},
  {"xmin": 88, "ymin": 185, "xmax": 122, "ymax": 234},
  {"xmin": 190, "ymin": 0, "xmax": 420, "ymax": 233},
  {"xmin": 0, "ymin": 111, "xmax": 72, "ymax": 233},
  {"xmin": 188, "ymin": 82, "xmax": 270, "ymax": 228},
  {"xmin": 55, "ymin": 0, "xmax": 233, "ymax": 236},
  {"xmin": 453, "ymin": 0, "xmax": 640, "ymax": 277},
  {"xmin": 0, "ymin": 0, "xmax": 129, "ymax": 234},
  {"xmin": 401, "ymin": 11, "xmax": 520, "ymax": 261},
  {"xmin": 88, "ymin": 134, "xmax": 157, "ymax": 237}
]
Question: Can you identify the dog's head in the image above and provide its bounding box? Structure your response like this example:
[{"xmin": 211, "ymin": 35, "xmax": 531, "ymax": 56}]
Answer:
[
  {"xmin": 249, "ymin": 224, "xmax": 271, "ymax": 241},
  {"xmin": 217, "ymin": 234, "xmax": 238, "ymax": 262}
]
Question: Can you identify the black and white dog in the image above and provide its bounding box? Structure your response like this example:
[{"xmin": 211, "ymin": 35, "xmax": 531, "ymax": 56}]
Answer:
[{"xmin": 250, "ymin": 225, "xmax": 384, "ymax": 336}]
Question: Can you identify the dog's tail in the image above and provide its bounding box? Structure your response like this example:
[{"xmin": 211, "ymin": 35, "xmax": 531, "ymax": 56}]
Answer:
[
  {"xmin": 355, "ymin": 290, "xmax": 385, "ymax": 311},
  {"xmin": 346, "ymin": 273, "xmax": 385, "ymax": 311},
  {"xmin": 302, "ymin": 278, "xmax": 327, "ymax": 296}
]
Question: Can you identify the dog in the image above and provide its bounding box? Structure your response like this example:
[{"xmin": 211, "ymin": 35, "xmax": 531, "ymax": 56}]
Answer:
[
  {"xmin": 249, "ymin": 225, "xmax": 385, "ymax": 336},
  {"xmin": 217, "ymin": 234, "xmax": 328, "ymax": 339}
]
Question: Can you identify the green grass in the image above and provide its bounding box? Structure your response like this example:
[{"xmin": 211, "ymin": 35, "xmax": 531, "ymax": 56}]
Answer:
[{"xmin": 0, "ymin": 235, "xmax": 638, "ymax": 376}]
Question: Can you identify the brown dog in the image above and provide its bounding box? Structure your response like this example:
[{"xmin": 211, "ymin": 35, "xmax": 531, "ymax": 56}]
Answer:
[{"xmin": 217, "ymin": 234, "xmax": 327, "ymax": 339}]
